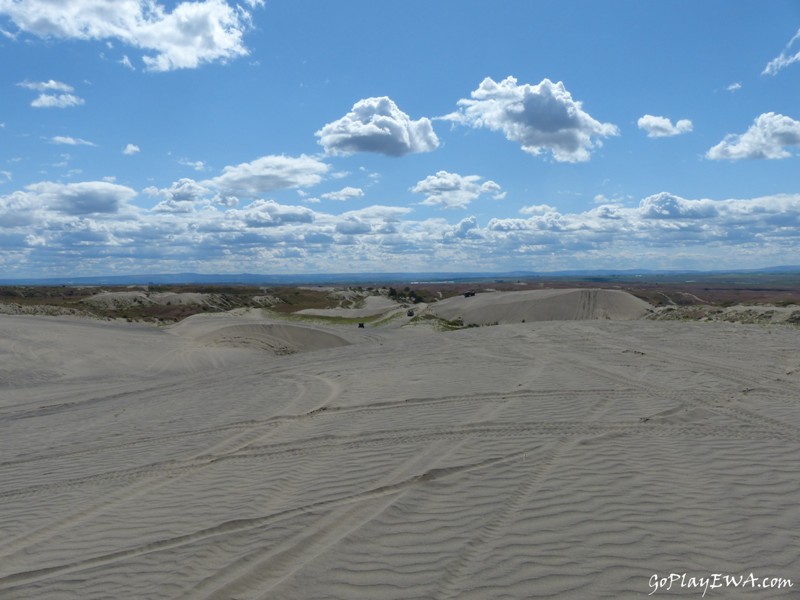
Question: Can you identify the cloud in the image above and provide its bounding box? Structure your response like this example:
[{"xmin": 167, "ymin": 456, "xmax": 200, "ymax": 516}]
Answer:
[
  {"xmin": 335, "ymin": 216, "xmax": 371, "ymax": 235},
  {"xmin": 213, "ymin": 193, "xmax": 238, "ymax": 207},
  {"xmin": 145, "ymin": 178, "xmax": 211, "ymax": 212},
  {"xmin": 31, "ymin": 93, "xmax": 85, "ymax": 108},
  {"xmin": 321, "ymin": 205, "xmax": 411, "ymax": 237},
  {"xmin": 411, "ymin": 170, "xmax": 504, "ymax": 209},
  {"xmin": 481, "ymin": 192, "xmax": 800, "ymax": 260},
  {"xmin": 0, "ymin": 0, "xmax": 262, "ymax": 72},
  {"xmin": 727, "ymin": 82, "xmax": 742, "ymax": 92},
  {"xmin": 321, "ymin": 186, "xmax": 364, "ymax": 201},
  {"xmin": 17, "ymin": 80, "xmax": 73, "ymax": 92},
  {"xmin": 17, "ymin": 181, "xmax": 136, "ymax": 215},
  {"xmin": 3, "ymin": 173, "xmax": 800, "ymax": 275},
  {"xmin": 52, "ymin": 136, "xmax": 95, "ymax": 146},
  {"xmin": 638, "ymin": 192, "xmax": 718, "ymax": 219},
  {"xmin": 447, "ymin": 76, "xmax": 619, "ymax": 162},
  {"xmin": 341, "ymin": 204, "xmax": 410, "ymax": 223},
  {"xmin": 519, "ymin": 204, "xmax": 558, "ymax": 216},
  {"xmin": 443, "ymin": 215, "xmax": 481, "ymax": 241},
  {"xmin": 637, "ymin": 115, "xmax": 693, "ymax": 138},
  {"xmin": 17, "ymin": 79, "xmax": 85, "ymax": 108},
  {"xmin": 179, "ymin": 158, "xmax": 206, "ymax": 171},
  {"xmin": 123, "ymin": 143, "xmax": 140, "ymax": 155},
  {"xmin": 706, "ymin": 112, "xmax": 800, "ymax": 160},
  {"xmin": 234, "ymin": 199, "xmax": 315, "ymax": 228},
  {"xmin": 763, "ymin": 28, "xmax": 800, "ymax": 75},
  {"xmin": 204, "ymin": 154, "xmax": 329, "ymax": 196},
  {"xmin": 316, "ymin": 96, "xmax": 439, "ymax": 156},
  {"xmin": 155, "ymin": 178, "xmax": 209, "ymax": 202}
]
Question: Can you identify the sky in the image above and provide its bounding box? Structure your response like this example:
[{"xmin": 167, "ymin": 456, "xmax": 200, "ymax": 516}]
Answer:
[{"xmin": 1, "ymin": 0, "xmax": 800, "ymax": 278}]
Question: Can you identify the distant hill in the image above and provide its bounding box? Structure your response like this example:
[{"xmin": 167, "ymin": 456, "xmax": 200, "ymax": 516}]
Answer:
[{"xmin": 1, "ymin": 266, "xmax": 799, "ymax": 286}]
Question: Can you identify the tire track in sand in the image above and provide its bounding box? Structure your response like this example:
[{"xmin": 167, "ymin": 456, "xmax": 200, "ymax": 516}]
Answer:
[
  {"xmin": 433, "ymin": 380, "xmax": 617, "ymax": 599},
  {"xmin": 0, "ymin": 415, "xmax": 785, "ymax": 502},
  {"xmin": 172, "ymin": 382, "xmax": 524, "ymax": 599},
  {"xmin": 0, "ymin": 450, "xmax": 533, "ymax": 593},
  {"xmin": 542, "ymin": 338, "xmax": 800, "ymax": 445},
  {"xmin": 0, "ymin": 371, "xmax": 340, "ymax": 564}
]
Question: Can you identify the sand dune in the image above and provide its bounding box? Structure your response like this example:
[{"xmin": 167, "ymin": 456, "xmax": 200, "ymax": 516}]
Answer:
[
  {"xmin": 1, "ymin": 303, "xmax": 798, "ymax": 599},
  {"xmin": 427, "ymin": 288, "xmax": 652, "ymax": 325}
]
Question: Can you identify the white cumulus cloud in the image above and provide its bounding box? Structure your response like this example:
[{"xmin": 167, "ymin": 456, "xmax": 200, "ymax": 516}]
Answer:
[
  {"xmin": 316, "ymin": 96, "xmax": 439, "ymax": 157},
  {"xmin": 204, "ymin": 154, "xmax": 330, "ymax": 197},
  {"xmin": 0, "ymin": 0, "xmax": 262, "ymax": 72},
  {"xmin": 17, "ymin": 79, "xmax": 85, "ymax": 108},
  {"xmin": 20, "ymin": 181, "xmax": 136, "ymax": 215},
  {"xmin": 123, "ymin": 143, "xmax": 140, "ymax": 155},
  {"xmin": 321, "ymin": 186, "xmax": 364, "ymax": 201},
  {"xmin": 519, "ymin": 204, "xmax": 558, "ymax": 216},
  {"xmin": 335, "ymin": 216, "xmax": 372, "ymax": 235},
  {"xmin": 411, "ymin": 171, "xmax": 504, "ymax": 210},
  {"xmin": 638, "ymin": 192, "xmax": 718, "ymax": 219},
  {"xmin": 17, "ymin": 79, "xmax": 73, "ymax": 92},
  {"xmin": 443, "ymin": 215, "xmax": 481, "ymax": 241},
  {"xmin": 448, "ymin": 76, "xmax": 619, "ymax": 162},
  {"xmin": 234, "ymin": 199, "xmax": 315, "ymax": 228},
  {"xmin": 637, "ymin": 114, "xmax": 693, "ymax": 137},
  {"xmin": 31, "ymin": 93, "xmax": 85, "ymax": 108},
  {"xmin": 706, "ymin": 112, "xmax": 800, "ymax": 160},
  {"xmin": 145, "ymin": 178, "xmax": 210, "ymax": 212}
]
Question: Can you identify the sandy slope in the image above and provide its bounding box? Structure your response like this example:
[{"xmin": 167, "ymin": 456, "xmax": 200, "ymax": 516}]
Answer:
[
  {"xmin": 1, "ymin": 307, "xmax": 799, "ymax": 598},
  {"xmin": 427, "ymin": 288, "xmax": 652, "ymax": 325}
]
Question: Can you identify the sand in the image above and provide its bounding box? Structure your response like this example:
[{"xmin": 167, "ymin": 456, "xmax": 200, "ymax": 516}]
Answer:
[
  {"xmin": 1, "ymin": 290, "xmax": 799, "ymax": 599},
  {"xmin": 427, "ymin": 288, "xmax": 653, "ymax": 325},
  {"xmin": 293, "ymin": 294, "xmax": 401, "ymax": 318}
]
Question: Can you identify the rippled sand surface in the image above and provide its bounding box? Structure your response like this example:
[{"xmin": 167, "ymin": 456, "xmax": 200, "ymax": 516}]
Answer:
[{"xmin": 1, "ymin": 311, "xmax": 798, "ymax": 599}]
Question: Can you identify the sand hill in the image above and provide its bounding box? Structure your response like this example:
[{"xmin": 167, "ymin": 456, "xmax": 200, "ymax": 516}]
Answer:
[{"xmin": 427, "ymin": 288, "xmax": 652, "ymax": 325}]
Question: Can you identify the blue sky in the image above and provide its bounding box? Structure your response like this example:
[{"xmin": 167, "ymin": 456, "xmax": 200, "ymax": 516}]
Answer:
[{"xmin": 1, "ymin": 0, "xmax": 800, "ymax": 277}]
